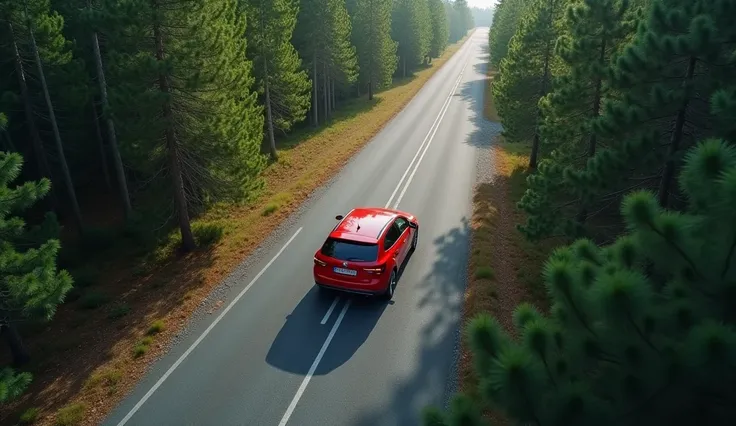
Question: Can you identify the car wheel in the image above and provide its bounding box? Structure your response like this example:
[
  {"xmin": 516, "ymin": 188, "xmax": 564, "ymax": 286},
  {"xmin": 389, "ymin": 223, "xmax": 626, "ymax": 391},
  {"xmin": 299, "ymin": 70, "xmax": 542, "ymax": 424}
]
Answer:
[
  {"xmin": 382, "ymin": 270, "xmax": 397, "ymax": 300},
  {"xmin": 411, "ymin": 227, "xmax": 419, "ymax": 250}
]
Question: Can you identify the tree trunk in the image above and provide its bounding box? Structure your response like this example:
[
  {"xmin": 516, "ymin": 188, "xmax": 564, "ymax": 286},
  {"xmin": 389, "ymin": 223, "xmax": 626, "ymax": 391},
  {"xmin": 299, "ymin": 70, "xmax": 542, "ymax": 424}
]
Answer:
[
  {"xmin": 264, "ymin": 58, "xmax": 278, "ymax": 162},
  {"xmin": 576, "ymin": 39, "xmax": 606, "ymax": 225},
  {"xmin": 368, "ymin": 0, "xmax": 374, "ymax": 101},
  {"xmin": 403, "ymin": 56, "xmax": 406, "ymax": 78},
  {"xmin": 25, "ymin": 3, "xmax": 84, "ymax": 232},
  {"xmin": 8, "ymin": 22, "xmax": 57, "ymax": 210},
  {"xmin": 657, "ymin": 56, "xmax": 697, "ymax": 209},
  {"xmin": 90, "ymin": 13, "xmax": 132, "ymax": 218},
  {"xmin": 529, "ymin": 39, "xmax": 552, "ymax": 170},
  {"xmin": 153, "ymin": 4, "xmax": 196, "ymax": 251},
  {"xmin": 1, "ymin": 323, "xmax": 30, "ymax": 367},
  {"xmin": 312, "ymin": 53, "xmax": 318, "ymax": 127},
  {"xmin": 323, "ymin": 62, "xmax": 328, "ymax": 121},
  {"xmin": 331, "ymin": 79, "xmax": 336, "ymax": 112},
  {"xmin": 92, "ymin": 102, "xmax": 112, "ymax": 191},
  {"xmin": 326, "ymin": 75, "xmax": 332, "ymax": 115}
]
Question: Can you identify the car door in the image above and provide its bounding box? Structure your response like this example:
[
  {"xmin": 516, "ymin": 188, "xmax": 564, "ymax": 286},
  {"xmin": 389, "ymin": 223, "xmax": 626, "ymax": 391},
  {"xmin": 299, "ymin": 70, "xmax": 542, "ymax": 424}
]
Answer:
[
  {"xmin": 393, "ymin": 217, "xmax": 411, "ymax": 264},
  {"xmin": 383, "ymin": 221, "xmax": 402, "ymax": 266}
]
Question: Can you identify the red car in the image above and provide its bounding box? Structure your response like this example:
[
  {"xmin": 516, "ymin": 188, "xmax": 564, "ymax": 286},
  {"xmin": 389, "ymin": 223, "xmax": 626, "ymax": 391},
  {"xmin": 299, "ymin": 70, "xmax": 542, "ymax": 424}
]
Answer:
[{"xmin": 313, "ymin": 207, "xmax": 419, "ymax": 299}]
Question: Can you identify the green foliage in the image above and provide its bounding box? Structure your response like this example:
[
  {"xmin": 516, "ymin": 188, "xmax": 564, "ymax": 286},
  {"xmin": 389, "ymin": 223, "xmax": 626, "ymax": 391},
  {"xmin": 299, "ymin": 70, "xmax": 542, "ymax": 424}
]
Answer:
[
  {"xmin": 19, "ymin": 406, "xmax": 40, "ymax": 424},
  {"xmin": 391, "ymin": 0, "xmax": 431, "ymax": 72},
  {"xmin": 489, "ymin": 0, "xmax": 528, "ymax": 68},
  {"xmin": 493, "ymin": 0, "xmax": 567, "ymax": 145},
  {"xmin": 425, "ymin": 139, "xmax": 736, "ymax": 425},
  {"xmin": 427, "ymin": 0, "xmax": 449, "ymax": 58},
  {"xmin": 347, "ymin": 0, "xmax": 398, "ymax": 92},
  {"xmin": 147, "ymin": 319, "xmax": 165, "ymax": 335},
  {"xmin": 518, "ymin": 0, "xmax": 639, "ymax": 241},
  {"xmin": 106, "ymin": 0, "xmax": 266, "ymax": 211},
  {"xmin": 243, "ymin": 0, "xmax": 311, "ymax": 133},
  {"xmin": 0, "ymin": 151, "xmax": 72, "ymax": 400},
  {"xmin": 449, "ymin": 0, "xmax": 473, "ymax": 43}
]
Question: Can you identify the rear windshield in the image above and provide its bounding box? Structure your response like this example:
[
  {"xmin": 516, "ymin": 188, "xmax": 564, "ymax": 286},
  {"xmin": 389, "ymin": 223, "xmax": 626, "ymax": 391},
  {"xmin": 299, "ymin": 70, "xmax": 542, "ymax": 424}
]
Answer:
[{"xmin": 321, "ymin": 238, "xmax": 378, "ymax": 262}]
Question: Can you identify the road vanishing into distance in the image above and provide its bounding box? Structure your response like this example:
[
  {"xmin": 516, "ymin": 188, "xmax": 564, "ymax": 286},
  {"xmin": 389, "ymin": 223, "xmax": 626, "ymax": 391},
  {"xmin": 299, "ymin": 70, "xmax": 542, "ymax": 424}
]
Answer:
[{"xmin": 104, "ymin": 28, "xmax": 491, "ymax": 426}]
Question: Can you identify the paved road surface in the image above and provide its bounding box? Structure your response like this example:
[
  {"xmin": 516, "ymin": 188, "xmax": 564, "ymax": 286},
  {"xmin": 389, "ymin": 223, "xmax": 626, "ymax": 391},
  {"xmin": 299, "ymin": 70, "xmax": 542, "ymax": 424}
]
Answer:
[{"xmin": 103, "ymin": 28, "xmax": 491, "ymax": 426}]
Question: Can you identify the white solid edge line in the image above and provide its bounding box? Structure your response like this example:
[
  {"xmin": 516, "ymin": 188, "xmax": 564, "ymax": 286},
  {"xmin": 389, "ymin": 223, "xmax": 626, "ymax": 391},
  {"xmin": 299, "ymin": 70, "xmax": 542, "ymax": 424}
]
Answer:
[
  {"xmin": 115, "ymin": 227, "xmax": 304, "ymax": 426},
  {"xmin": 278, "ymin": 37, "xmax": 475, "ymax": 426},
  {"xmin": 384, "ymin": 39, "xmax": 474, "ymax": 209},
  {"xmin": 392, "ymin": 60, "xmax": 469, "ymax": 210},
  {"xmin": 278, "ymin": 300, "xmax": 352, "ymax": 426},
  {"xmin": 320, "ymin": 297, "xmax": 340, "ymax": 325}
]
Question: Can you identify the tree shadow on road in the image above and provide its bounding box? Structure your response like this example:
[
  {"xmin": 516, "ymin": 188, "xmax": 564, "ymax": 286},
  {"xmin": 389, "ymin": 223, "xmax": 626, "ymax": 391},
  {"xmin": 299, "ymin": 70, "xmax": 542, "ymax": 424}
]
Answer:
[
  {"xmin": 350, "ymin": 221, "xmax": 471, "ymax": 426},
  {"xmin": 264, "ymin": 250, "xmax": 416, "ymax": 376}
]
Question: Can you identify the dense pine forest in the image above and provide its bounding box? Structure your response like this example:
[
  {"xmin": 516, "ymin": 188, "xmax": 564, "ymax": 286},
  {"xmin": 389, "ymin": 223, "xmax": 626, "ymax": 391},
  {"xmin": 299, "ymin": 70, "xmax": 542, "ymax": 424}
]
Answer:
[
  {"xmin": 0, "ymin": 0, "xmax": 475, "ymax": 419},
  {"xmin": 426, "ymin": 0, "xmax": 736, "ymax": 425}
]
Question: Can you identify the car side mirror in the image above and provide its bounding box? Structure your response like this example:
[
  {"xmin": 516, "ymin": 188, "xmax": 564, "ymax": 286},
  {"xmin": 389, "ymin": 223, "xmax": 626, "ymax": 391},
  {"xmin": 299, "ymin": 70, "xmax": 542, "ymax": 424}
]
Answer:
[
  {"xmin": 408, "ymin": 222, "xmax": 418, "ymax": 228},
  {"xmin": 335, "ymin": 215, "xmax": 344, "ymax": 220}
]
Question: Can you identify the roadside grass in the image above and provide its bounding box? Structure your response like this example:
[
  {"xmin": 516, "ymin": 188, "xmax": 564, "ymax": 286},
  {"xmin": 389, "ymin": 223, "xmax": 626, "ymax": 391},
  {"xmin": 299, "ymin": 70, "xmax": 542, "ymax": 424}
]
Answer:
[
  {"xmin": 0, "ymin": 32, "xmax": 475, "ymax": 426},
  {"xmin": 458, "ymin": 138, "xmax": 559, "ymax": 425}
]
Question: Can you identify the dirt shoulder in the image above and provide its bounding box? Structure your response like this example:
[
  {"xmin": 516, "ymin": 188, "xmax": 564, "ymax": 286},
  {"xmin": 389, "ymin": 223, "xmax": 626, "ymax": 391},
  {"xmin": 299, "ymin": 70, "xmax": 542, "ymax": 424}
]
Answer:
[
  {"xmin": 457, "ymin": 66, "xmax": 556, "ymax": 423},
  {"xmin": 0, "ymin": 34, "xmax": 474, "ymax": 426}
]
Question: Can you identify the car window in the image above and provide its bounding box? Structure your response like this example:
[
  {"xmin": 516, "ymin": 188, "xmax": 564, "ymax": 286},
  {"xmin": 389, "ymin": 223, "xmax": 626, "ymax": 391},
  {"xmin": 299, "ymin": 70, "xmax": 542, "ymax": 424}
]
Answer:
[
  {"xmin": 395, "ymin": 217, "xmax": 409, "ymax": 233},
  {"xmin": 384, "ymin": 222, "xmax": 401, "ymax": 250},
  {"xmin": 321, "ymin": 238, "xmax": 379, "ymax": 261}
]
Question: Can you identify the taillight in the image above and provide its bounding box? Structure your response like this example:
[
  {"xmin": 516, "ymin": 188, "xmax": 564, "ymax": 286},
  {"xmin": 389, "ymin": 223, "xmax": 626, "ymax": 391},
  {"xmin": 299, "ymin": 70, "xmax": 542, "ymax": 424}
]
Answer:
[
  {"xmin": 314, "ymin": 257, "xmax": 326, "ymax": 266},
  {"xmin": 363, "ymin": 264, "xmax": 385, "ymax": 274}
]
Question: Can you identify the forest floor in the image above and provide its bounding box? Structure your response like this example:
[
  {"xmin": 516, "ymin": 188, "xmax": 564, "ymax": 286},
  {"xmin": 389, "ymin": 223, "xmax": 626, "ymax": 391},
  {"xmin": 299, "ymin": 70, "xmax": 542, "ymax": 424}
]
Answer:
[
  {"xmin": 0, "ymin": 35, "xmax": 473, "ymax": 426},
  {"xmin": 456, "ymin": 64, "xmax": 557, "ymax": 425}
]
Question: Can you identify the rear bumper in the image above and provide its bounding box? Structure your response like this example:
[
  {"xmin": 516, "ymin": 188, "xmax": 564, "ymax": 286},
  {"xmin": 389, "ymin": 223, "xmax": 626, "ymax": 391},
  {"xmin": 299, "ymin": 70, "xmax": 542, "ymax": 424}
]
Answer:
[{"xmin": 315, "ymin": 281, "xmax": 385, "ymax": 296}]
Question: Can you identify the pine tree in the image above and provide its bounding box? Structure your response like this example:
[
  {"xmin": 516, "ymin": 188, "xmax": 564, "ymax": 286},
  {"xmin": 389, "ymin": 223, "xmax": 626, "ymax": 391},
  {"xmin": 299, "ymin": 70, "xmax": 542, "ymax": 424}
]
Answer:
[
  {"xmin": 488, "ymin": 0, "xmax": 527, "ymax": 67},
  {"xmin": 391, "ymin": 0, "xmax": 431, "ymax": 77},
  {"xmin": 450, "ymin": 0, "xmax": 473, "ymax": 42},
  {"xmin": 243, "ymin": 0, "xmax": 311, "ymax": 161},
  {"xmin": 105, "ymin": 0, "xmax": 266, "ymax": 251},
  {"xmin": 346, "ymin": 0, "xmax": 398, "ymax": 100},
  {"xmin": 564, "ymin": 0, "xmax": 736, "ymax": 225},
  {"xmin": 0, "ymin": 149, "xmax": 73, "ymax": 373},
  {"xmin": 492, "ymin": 0, "xmax": 567, "ymax": 169},
  {"xmin": 428, "ymin": 0, "xmax": 449, "ymax": 59},
  {"xmin": 517, "ymin": 0, "xmax": 638, "ymax": 241},
  {"xmin": 294, "ymin": 0, "xmax": 359, "ymax": 126},
  {"xmin": 424, "ymin": 138, "xmax": 736, "ymax": 426}
]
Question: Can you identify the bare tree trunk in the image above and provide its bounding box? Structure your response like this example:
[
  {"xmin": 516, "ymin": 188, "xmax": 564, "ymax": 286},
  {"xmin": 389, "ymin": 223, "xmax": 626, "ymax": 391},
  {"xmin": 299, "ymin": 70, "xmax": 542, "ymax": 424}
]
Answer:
[
  {"xmin": 529, "ymin": 39, "xmax": 551, "ymax": 170},
  {"xmin": 24, "ymin": 2, "xmax": 84, "ymax": 232},
  {"xmin": 576, "ymin": 40, "xmax": 606, "ymax": 225},
  {"xmin": 323, "ymin": 62, "xmax": 328, "ymax": 121},
  {"xmin": 92, "ymin": 101, "xmax": 112, "ymax": 191},
  {"xmin": 331, "ymin": 79, "xmax": 335, "ymax": 112},
  {"xmin": 8, "ymin": 22, "xmax": 57, "ymax": 210},
  {"xmin": 658, "ymin": 56, "xmax": 697, "ymax": 209},
  {"xmin": 90, "ymin": 6, "xmax": 132, "ymax": 218},
  {"xmin": 312, "ymin": 53, "xmax": 319, "ymax": 127},
  {"xmin": 264, "ymin": 59, "xmax": 278, "ymax": 162},
  {"xmin": 403, "ymin": 56, "xmax": 406, "ymax": 78},
  {"xmin": 153, "ymin": 4, "xmax": 195, "ymax": 251},
  {"xmin": 368, "ymin": 0, "xmax": 374, "ymax": 100}
]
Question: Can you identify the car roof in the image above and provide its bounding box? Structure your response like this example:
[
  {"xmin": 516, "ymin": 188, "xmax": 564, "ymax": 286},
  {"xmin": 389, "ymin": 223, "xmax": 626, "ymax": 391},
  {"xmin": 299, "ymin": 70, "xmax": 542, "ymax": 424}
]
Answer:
[{"xmin": 329, "ymin": 207, "xmax": 398, "ymax": 244}]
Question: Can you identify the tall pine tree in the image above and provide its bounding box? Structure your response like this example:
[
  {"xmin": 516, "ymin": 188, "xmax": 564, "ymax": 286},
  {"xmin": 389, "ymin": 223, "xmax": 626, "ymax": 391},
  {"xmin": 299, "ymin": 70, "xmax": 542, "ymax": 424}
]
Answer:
[
  {"xmin": 346, "ymin": 0, "xmax": 398, "ymax": 100},
  {"xmin": 428, "ymin": 0, "xmax": 449, "ymax": 60},
  {"xmin": 105, "ymin": 0, "xmax": 265, "ymax": 250},
  {"xmin": 243, "ymin": 0, "xmax": 311, "ymax": 161},
  {"xmin": 492, "ymin": 0, "xmax": 568, "ymax": 169},
  {"xmin": 488, "ymin": 0, "xmax": 528, "ymax": 69},
  {"xmin": 424, "ymin": 137, "xmax": 736, "ymax": 426},
  {"xmin": 518, "ymin": 0, "xmax": 638, "ymax": 241},
  {"xmin": 391, "ymin": 0, "xmax": 431, "ymax": 77}
]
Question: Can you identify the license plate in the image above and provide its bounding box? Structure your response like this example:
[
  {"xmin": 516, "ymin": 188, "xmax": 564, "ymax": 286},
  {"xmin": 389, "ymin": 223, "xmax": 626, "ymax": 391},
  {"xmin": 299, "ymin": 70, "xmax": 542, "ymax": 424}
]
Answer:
[{"xmin": 333, "ymin": 267, "xmax": 357, "ymax": 276}]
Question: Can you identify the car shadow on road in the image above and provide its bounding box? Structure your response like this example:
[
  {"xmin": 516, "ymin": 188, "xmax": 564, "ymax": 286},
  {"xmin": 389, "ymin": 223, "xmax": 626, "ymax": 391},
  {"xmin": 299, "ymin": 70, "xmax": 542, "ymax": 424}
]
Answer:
[
  {"xmin": 264, "ymin": 249, "xmax": 415, "ymax": 376},
  {"xmin": 350, "ymin": 220, "xmax": 471, "ymax": 426}
]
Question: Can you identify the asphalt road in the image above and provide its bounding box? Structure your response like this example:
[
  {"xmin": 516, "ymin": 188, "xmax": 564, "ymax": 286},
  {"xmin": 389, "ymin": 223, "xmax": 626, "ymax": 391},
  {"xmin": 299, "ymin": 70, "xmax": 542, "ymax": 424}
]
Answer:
[{"xmin": 103, "ymin": 27, "xmax": 491, "ymax": 426}]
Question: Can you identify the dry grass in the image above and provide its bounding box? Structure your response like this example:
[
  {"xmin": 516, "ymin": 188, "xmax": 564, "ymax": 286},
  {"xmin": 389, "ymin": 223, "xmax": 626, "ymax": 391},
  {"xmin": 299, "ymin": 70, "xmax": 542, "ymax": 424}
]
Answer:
[
  {"xmin": 0, "ymin": 33, "xmax": 474, "ymax": 426},
  {"xmin": 458, "ymin": 139, "xmax": 558, "ymax": 425}
]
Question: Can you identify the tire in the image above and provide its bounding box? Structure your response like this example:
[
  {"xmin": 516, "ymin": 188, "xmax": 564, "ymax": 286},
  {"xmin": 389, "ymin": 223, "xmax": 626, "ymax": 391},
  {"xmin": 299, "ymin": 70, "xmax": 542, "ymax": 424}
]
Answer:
[
  {"xmin": 411, "ymin": 227, "xmax": 419, "ymax": 250},
  {"xmin": 382, "ymin": 270, "xmax": 397, "ymax": 300}
]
